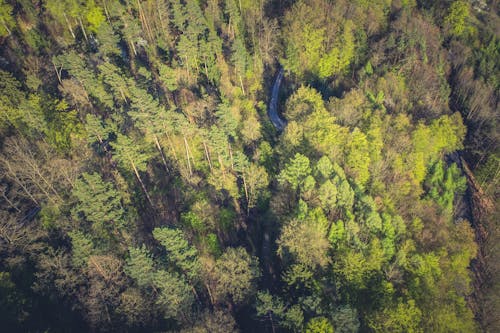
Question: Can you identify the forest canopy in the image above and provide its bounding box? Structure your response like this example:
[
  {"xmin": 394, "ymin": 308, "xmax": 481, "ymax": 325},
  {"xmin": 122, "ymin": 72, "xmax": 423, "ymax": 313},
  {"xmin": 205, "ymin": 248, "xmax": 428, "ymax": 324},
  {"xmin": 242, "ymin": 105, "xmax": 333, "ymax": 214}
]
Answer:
[{"xmin": 0, "ymin": 0, "xmax": 498, "ymax": 332}]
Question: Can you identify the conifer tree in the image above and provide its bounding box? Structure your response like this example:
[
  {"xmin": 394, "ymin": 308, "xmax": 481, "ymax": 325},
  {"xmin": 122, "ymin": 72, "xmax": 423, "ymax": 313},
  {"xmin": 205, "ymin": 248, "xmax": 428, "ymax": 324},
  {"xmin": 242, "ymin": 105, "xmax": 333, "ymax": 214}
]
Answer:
[
  {"xmin": 111, "ymin": 134, "xmax": 154, "ymax": 206},
  {"xmin": 153, "ymin": 227, "xmax": 200, "ymax": 281},
  {"xmin": 72, "ymin": 172, "xmax": 124, "ymax": 239},
  {"xmin": 125, "ymin": 245, "xmax": 155, "ymax": 289}
]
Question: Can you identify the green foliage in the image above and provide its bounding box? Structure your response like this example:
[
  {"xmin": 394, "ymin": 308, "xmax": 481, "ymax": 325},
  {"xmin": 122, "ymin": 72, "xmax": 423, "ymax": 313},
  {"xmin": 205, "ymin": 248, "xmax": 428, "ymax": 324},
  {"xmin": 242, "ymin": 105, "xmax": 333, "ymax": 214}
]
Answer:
[
  {"xmin": 68, "ymin": 230, "xmax": 94, "ymax": 268},
  {"xmin": 412, "ymin": 114, "xmax": 465, "ymax": 168},
  {"xmin": 212, "ymin": 247, "xmax": 260, "ymax": 304},
  {"xmin": 153, "ymin": 227, "xmax": 200, "ymax": 281},
  {"xmin": 125, "ymin": 245, "xmax": 155, "ymax": 288},
  {"xmin": 45, "ymin": 101, "xmax": 83, "ymax": 152},
  {"xmin": 205, "ymin": 233, "xmax": 221, "ymax": 257},
  {"xmin": 0, "ymin": 0, "xmax": 15, "ymax": 36},
  {"xmin": 345, "ymin": 128, "xmax": 371, "ymax": 186},
  {"xmin": 72, "ymin": 172, "xmax": 124, "ymax": 238},
  {"xmin": 317, "ymin": 20, "xmax": 355, "ymax": 79},
  {"xmin": 0, "ymin": 0, "xmax": 492, "ymax": 331},
  {"xmin": 282, "ymin": 2, "xmax": 355, "ymax": 80},
  {"xmin": 85, "ymin": 6, "xmax": 105, "ymax": 33},
  {"xmin": 285, "ymin": 85, "xmax": 325, "ymax": 121},
  {"xmin": 84, "ymin": 114, "xmax": 113, "ymax": 147},
  {"xmin": 158, "ymin": 64, "xmax": 178, "ymax": 91},
  {"xmin": 278, "ymin": 209, "xmax": 330, "ymax": 270},
  {"xmin": 318, "ymin": 180, "xmax": 338, "ymax": 211},
  {"xmin": 332, "ymin": 306, "xmax": 360, "ymax": 333},
  {"xmin": 305, "ymin": 317, "xmax": 334, "ymax": 333},
  {"xmin": 369, "ymin": 299, "xmax": 423, "ymax": 333},
  {"xmin": 364, "ymin": 61, "xmax": 373, "ymax": 76},
  {"xmin": 244, "ymin": 163, "xmax": 269, "ymax": 209},
  {"xmin": 278, "ymin": 153, "xmax": 312, "ymax": 190},
  {"xmin": 0, "ymin": 71, "xmax": 48, "ymax": 137},
  {"xmin": 255, "ymin": 292, "xmax": 305, "ymax": 332},
  {"xmin": 283, "ymin": 304, "xmax": 305, "ymax": 332},
  {"xmin": 315, "ymin": 156, "xmax": 334, "ymax": 179},
  {"xmin": 445, "ymin": 1, "xmax": 473, "ymax": 38},
  {"xmin": 255, "ymin": 291, "xmax": 285, "ymax": 323},
  {"xmin": 153, "ymin": 270, "xmax": 194, "ymax": 320},
  {"xmin": 111, "ymin": 134, "xmax": 152, "ymax": 173},
  {"xmin": 425, "ymin": 161, "xmax": 466, "ymax": 212}
]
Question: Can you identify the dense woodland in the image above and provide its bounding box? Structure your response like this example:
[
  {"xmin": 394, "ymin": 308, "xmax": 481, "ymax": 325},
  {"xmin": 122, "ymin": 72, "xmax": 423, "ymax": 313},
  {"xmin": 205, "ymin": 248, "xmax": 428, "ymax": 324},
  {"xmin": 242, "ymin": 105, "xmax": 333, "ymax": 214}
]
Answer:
[{"xmin": 0, "ymin": 0, "xmax": 498, "ymax": 332}]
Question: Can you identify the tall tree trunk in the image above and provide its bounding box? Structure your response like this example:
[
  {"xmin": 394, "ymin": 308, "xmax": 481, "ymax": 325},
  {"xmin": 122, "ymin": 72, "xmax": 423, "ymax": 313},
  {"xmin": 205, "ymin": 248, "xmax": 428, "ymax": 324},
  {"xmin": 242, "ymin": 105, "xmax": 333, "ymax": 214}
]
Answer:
[
  {"xmin": 63, "ymin": 13, "xmax": 75, "ymax": 39},
  {"xmin": 269, "ymin": 313, "xmax": 276, "ymax": 333},
  {"xmin": 153, "ymin": 134, "xmax": 169, "ymax": 171},
  {"xmin": 204, "ymin": 281, "xmax": 215, "ymax": 306},
  {"xmin": 239, "ymin": 74, "xmax": 246, "ymax": 95},
  {"xmin": 130, "ymin": 160, "xmax": 154, "ymax": 207},
  {"xmin": 78, "ymin": 17, "xmax": 88, "ymax": 41},
  {"xmin": 102, "ymin": 0, "xmax": 112, "ymax": 24},
  {"xmin": 183, "ymin": 136, "xmax": 192, "ymax": 176},
  {"xmin": 136, "ymin": 0, "xmax": 154, "ymax": 42},
  {"xmin": 53, "ymin": 61, "xmax": 63, "ymax": 85},
  {"xmin": 242, "ymin": 173, "xmax": 249, "ymax": 215},
  {"xmin": 203, "ymin": 141, "xmax": 213, "ymax": 172}
]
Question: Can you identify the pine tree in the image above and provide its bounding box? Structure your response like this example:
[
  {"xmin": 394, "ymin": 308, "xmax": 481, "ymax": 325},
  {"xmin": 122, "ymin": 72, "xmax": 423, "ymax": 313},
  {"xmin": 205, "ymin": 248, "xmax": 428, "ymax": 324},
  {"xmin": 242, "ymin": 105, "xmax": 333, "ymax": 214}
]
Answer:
[
  {"xmin": 0, "ymin": 0, "xmax": 15, "ymax": 36},
  {"xmin": 72, "ymin": 172, "xmax": 124, "ymax": 239},
  {"xmin": 111, "ymin": 134, "xmax": 154, "ymax": 206},
  {"xmin": 153, "ymin": 270, "xmax": 194, "ymax": 320},
  {"xmin": 153, "ymin": 227, "xmax": 200, "ymax": 281},
  {"xmin": 125, "ymin": 245, "xmax": 155, "ymax": 288},
  {"xmin": 68, "ymin": 230, "xmax": 94, "ymax": 268},
  {"xmin": 278, "ymin": 153, "xmax": 312, "ymax": 191}
]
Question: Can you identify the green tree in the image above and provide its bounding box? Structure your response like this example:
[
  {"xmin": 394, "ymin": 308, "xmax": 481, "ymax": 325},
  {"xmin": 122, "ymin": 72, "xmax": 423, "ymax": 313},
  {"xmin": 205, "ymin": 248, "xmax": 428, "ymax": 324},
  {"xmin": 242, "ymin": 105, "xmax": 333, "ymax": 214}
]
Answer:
[
  {"xmin": 211, "ymin": 247, "xmax": 260, "ymax": 305},
  {"xmin": 126, "ymin": 81, "xmax": 170, "ymax": 170},
  {"xmin": 72, "ymin": 172, "xmax": 124, "ymax": 239},
  {"xmin": 0, "ymin": 0, "xmax": 15, "ymax": 37},
  {"xmin": 153, "ymin": 227, "xmax": 200, "ymax": 281},
  {"xmin": 153, "ymin": 270, "xmax": 194, "ymax": 320},
  {"xmin": 231, "ymin": 36, "xmax": 249, "ymax": 94},
  {"xmin": 68, "ymin": 230, "xmax": 94, "ymax": 268},
  {"xmin": 369, "ymin": 299, "xmax": 423, "ymax": 333},
  {"xmin": 125, "ymin": 245, "xmax": 155, "ymax": 288},
  {"xmin": 278, "ymin": 210, "xmax": 330, "ymax": 270},
  {"xmin": 345, "ymin": 128, "xmax": 371, "ymax": 187},
  {"xmin": 315, "ymin": 155, "xmax": 335, "ymax": 179},
  {"xmin": 111, "ymin": 134, "xmax": 154, "ymax": 206},
  {"xmin": 279, "ymin": 153, "xmax": 312, "ymax": 191},
  {"xmin": 84, "ymin": 114, "xmax": 114, "ymax": 150},
  {"xmin": 85, "ymin": 4, "xmax": 105, "ymax": 33},
  {"xmin": 318, "ymin": 180, "xmax": 338, "ymax": 212},
  {"xmin": 444, "ymin": 1, "xmax": 472, "ymax": 38},
  {"xmin": 317, "ymin": 20, "xmax": 355, "ymax": 79},
  {"xmin": 256, "ymin": 291, "xmax": 285, "ymax": 332},
  {"xmin": 242, "ymin": 163, "xmax": 269, "ymax": 211},
  {"xmin": 0, "ymin": 71, "xmax": 47, "ymax": 137},
  {"xmin": 332, "ymin": 306, "xmax": 360, "ymax": 333},
  {"xmin": 305, "ymin": 317, "xmax": 334, "ymax": 333},
  {"xmin": 425, "ymin": 161, "xmax": 466, "ymax": 212}
]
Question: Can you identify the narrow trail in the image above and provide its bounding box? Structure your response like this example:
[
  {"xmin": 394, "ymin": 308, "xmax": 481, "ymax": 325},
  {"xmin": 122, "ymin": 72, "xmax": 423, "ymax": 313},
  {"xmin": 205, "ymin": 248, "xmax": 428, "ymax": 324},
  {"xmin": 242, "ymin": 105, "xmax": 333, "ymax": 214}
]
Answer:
[
  {"xmin": 268, "ymin": 67, "xmax": 286, "ymax": 131},
  {"xmin": 260, "ymin": 67, "xmax": 286, "ymax": 289}
]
